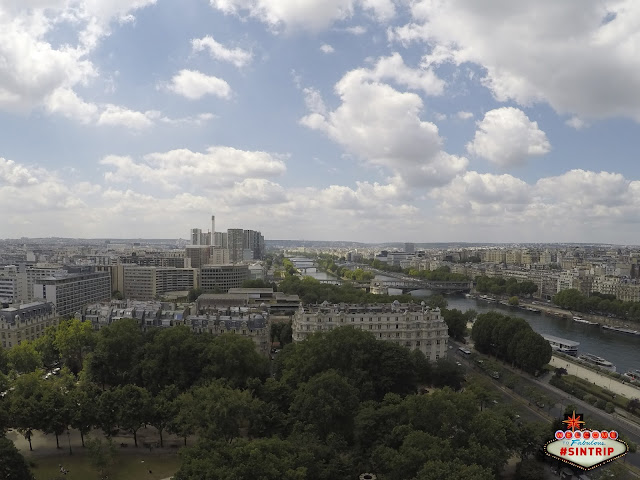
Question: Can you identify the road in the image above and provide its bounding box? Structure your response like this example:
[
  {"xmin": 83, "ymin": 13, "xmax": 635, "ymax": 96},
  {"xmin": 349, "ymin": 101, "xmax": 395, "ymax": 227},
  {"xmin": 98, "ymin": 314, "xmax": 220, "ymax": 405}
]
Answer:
[{"xmin": 450, "ymin": 340, "xmax": 640, "ymax": 474}]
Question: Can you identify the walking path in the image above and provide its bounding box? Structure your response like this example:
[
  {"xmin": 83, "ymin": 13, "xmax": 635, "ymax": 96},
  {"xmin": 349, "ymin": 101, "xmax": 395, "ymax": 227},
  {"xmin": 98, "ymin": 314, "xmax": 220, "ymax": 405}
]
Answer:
[{"xmin": 550, "ymin": 355, "xmax": 640, "ymax": 400}]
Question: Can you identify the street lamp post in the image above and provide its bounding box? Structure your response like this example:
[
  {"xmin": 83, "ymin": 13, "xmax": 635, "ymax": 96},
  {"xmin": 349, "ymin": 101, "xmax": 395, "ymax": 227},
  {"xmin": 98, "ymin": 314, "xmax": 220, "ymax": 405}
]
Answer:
[{"xmin": 67, "ymin": 429, "xmax": 72, "ymax": 455}]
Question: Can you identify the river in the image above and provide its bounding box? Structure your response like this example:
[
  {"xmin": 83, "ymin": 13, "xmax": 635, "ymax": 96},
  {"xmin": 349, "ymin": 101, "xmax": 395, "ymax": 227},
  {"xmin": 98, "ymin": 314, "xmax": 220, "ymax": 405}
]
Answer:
[
  {"xmin": 439, "ymin": 295, "xmax": 640, "ymax": 375},
  {"xmin": 289, "ymin": 258, "xmax": 639, "ymax": 374}
]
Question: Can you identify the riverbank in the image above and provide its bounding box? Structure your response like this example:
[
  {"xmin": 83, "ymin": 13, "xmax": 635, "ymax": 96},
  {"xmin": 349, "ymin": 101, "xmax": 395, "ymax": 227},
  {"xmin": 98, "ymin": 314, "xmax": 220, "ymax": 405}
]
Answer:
[
  {"xmin": 513, "ymin": 299, "xmax": 640, "ymax": 330},
  {"xmin": 549, "ymin": 355, "xmax": 640, "ymax": 400}
]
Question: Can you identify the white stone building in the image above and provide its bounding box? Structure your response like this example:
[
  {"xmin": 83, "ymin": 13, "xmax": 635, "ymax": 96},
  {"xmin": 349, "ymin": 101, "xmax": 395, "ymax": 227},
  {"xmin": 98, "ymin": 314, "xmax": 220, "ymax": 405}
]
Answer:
[{"xmin": 292, "ymin": 301, "xmax": 449, "ymax": 361}]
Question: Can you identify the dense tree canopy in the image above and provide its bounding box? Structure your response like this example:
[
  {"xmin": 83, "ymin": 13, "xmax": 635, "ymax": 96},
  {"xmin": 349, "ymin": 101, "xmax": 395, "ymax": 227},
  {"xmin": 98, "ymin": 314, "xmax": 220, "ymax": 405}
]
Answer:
[
  {"xmin": 471, "ymin": 312, "xmax": 551, "ymax": 374},
  {"xmin": 0, "ymin": 310, "xmax": 562, "ymax": 480},
  {"xmin": 553, "ymin": 288, "xmax": 640, "ymax": 322},
  {"xmin": 0, "ymin": 437, "xmax": 34, "ymax": 480},
  {"xmin": 475, "ymin": 276, "xmax": 537, "ymax": 297}
]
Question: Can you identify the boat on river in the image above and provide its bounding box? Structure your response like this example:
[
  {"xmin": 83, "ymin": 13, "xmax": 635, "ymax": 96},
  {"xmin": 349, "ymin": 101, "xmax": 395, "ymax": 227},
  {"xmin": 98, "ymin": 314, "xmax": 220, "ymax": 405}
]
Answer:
[
  {"xmin": 578, "ymin": 353, "xmax": 616, "ymax": 371},
  {"xmin": 573, "ymin": 316, "xmax": 598, "ymax": 326},
  {"xmin": 542, "ymin": 334, "xmax": 579, "ymax": 356},
  {"xmin": 601, "ymin": 324, "xmax": 640, "ymax": 336}
]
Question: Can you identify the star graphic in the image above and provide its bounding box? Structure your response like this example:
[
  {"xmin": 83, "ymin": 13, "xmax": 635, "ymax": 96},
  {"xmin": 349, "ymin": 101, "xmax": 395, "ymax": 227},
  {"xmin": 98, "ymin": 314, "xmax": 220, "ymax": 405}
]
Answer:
[{"xmin": 563, "ymin": 411, "xmax": 585, "ymax": 432}]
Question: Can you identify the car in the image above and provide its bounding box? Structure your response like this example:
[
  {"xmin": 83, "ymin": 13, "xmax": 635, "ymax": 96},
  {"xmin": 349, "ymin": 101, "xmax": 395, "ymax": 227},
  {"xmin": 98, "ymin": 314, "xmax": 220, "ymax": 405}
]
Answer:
[
  {"xmin": 535, "ymin": 401, "xmax": 545, "ymax": 408},
  {"xmin": 456, "ymin": 361, "xmax": 462, "ymax": 366},
  {"xmin": 490, "ymin": 371, "xmax": 500, "ymax": 379}
]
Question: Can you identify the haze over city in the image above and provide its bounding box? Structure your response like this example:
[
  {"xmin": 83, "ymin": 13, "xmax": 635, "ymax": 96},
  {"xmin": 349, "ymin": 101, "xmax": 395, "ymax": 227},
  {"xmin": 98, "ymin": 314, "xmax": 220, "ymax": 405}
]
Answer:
[{"xmin": 2, "ymin": 1, "xmax": 640, "ymax": 242}]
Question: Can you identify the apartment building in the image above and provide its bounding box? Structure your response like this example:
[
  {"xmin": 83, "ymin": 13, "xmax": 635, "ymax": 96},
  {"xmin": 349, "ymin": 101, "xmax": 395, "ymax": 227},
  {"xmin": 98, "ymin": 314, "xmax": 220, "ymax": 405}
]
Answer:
[
  {"xmin": 0, "ymin": 301, "xmax": 59, "ymax": 348},
  {"xmin": 292, "ymin": 301, "xmax": 449, "ymax": 361},
  {"xmin": 33, "ymin": 271, "xmax": 111, "ymax": 317},
  {"xmin": 185, "ymin": 245, "xmax": 211, "ymax": 270},
  {"xmin": 186, "ymin": 308, "xmax": 270, "ymax": 356},
  {"xmin": 200, "ymin": 264, "xmax": 249, "ymax": 292},
  {"xmin": 120, "ymin": 265, "xmax": 197, "ymax": 300},
  {"xmin": 0, "ymin": 265, "xmax": 19, "ymax": 303}
]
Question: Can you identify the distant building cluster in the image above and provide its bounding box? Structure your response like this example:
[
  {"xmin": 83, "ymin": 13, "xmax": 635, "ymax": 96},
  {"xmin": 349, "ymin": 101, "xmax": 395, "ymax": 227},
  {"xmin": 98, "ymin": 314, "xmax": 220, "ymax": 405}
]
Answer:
[{"xmin": 292, "ymin": 301, "xmax": 449, "ymax": 361}]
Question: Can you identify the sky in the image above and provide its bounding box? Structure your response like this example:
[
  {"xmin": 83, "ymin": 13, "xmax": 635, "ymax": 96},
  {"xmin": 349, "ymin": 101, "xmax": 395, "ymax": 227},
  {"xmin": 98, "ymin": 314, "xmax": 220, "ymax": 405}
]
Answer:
[{"xmin": 2, "ymin": 0, "xmax": 640, "ymax": 244}]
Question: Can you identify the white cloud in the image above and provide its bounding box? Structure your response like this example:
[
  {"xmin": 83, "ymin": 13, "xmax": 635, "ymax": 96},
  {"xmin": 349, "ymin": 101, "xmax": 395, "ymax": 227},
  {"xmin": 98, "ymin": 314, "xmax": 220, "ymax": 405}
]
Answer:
[
  {"xmin": 165, "ymin": 69, "xmax": 232, "ymax": 100},
  {"xmin": 44, "ymin": 87, "xmax": 99, "ymax": 124},
  {"xmin": 456, "ymin": 111, "xmax": 473, "ymax": 120},
  {"xmin": 302, "ymin": 87, "xmax": 326, "ymax": 115},
  {"xmin": 227, "ymin": 178, "xmax": 288, "ymax": 205},
  {"xmin": 191, "ymin": 35, "xmax": 252, "ymax": 68},
  {"xmin": 97, "ymin": 105, "xmax": 160, "ymax": 129},
  {"xmin": 209, "ymin": 0, "xmax": 394, "ymax": 32},
  {"xmin": 368, "ymin": 52, "xmax": 444, "ymax": 96},
  {"xmin": 390, "ymin": 0, "xmax": 640, "ymax": 122},
  {"xmin": 301, "ymin": 60, "xmax": 465, "ymax": 187},
  {"xmin": 467, "ymin": 107, "xmax": 550, "ymax": 167},
  {"xmin": 0, "ymin": 0, "xmax": 155, "ymax": 118},
  {"xmin": 345, "ymin": 25, "xmax": 366, "ymax": 35},
  {"xmin": 320, "ymin": 44, "xmax": 335, "ymax": 54},
  {"xmin": 566, "ymin": 116, "xmax": 588, "ymax": 130},
  {"xmin": 432, "ymin": 168, "xmax": 640, "ymax": 238},
  {"xmin": 160, "ymin": 112, "xmax": 216, "ymax": 126},
  {"xmin": 100, "ymin": 146, "xmax": 287, "ymax": 191}
]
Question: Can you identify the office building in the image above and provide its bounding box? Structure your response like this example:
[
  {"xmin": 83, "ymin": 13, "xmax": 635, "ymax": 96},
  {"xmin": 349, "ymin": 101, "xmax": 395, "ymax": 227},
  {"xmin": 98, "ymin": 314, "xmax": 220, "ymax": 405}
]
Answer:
[
  {"xmin": 33, "ymin": 271, "xmax": 111, "ymax": 317},
  {"xmin": 185, "ymin": 245, "xmax": 211, "ymax": 270},
  {"xmin": 227, "ymin": 229, "xmax": 245, "ymax": 263},
  {"xmin": 200, "ymin": 264, "xmax": 249, "ymax": 292}
]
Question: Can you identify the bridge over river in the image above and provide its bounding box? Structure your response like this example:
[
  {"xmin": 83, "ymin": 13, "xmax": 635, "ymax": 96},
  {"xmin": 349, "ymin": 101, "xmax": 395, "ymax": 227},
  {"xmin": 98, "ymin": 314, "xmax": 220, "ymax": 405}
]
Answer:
[{"xmin": 370, "ymin": 279, "xmax": 473, "ymax": 294}]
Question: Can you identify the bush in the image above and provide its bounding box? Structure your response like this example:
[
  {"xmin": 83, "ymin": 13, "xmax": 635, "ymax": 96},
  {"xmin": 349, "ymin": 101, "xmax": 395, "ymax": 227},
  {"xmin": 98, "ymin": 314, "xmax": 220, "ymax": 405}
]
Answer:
[
  {"xmin": 595, "ymin": 399, "xmax": 607, "ymax": 410},
  {"xmin": 583, "ymin": 394, "xmax": 597, "ymax": 405},
  {"xmin": 601, "ymin": 388, "xmax": 616, "ymax": 398},
  {"xmin": 605, "ymin": 402, "xmax": 615, "ymax": 414}
]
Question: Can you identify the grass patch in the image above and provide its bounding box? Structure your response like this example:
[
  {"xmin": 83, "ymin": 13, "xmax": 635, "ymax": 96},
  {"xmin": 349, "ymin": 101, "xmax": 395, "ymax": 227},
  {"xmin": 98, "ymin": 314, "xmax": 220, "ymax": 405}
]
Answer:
[{"xmin": 30, "ymin": 452, "xmax": 180, "ymax": 480}]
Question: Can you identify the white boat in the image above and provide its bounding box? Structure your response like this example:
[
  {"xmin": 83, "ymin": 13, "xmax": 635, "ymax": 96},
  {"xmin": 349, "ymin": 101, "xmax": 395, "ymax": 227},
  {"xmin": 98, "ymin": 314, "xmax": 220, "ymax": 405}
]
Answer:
[
  {"xmin": 578, "ymin": 353, "xmax": 616, "ymax": 371},
  {"xmin": 623, "ymin": 372, "xmax": 639, "ymax": 381},
  {"xmin": 601, "ymin": 325, "xmax": 640, "ymax": 336},
  {"xmin": 573, "ymin": 316, "xmax": 598, "ymax": 326},
  {"xmin": 542, "ymin": 334, "xmax": 579, "ymax": 356}
]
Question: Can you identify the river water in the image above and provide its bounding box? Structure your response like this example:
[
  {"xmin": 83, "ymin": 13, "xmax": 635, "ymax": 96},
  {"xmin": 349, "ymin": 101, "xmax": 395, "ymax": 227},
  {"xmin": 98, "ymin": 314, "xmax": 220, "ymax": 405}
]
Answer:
[
  {"xmin": 290, "ymin": 258, "xmax": 639, "ymax": 374},
  {"xmin": 440, "ymin": 295, "xmax": 640, "ymax": 375}
]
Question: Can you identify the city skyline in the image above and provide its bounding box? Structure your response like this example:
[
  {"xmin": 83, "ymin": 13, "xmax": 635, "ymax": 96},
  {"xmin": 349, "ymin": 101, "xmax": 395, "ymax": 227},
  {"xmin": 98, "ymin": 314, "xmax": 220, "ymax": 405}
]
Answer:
[{"xmin": 2, "ymin": 2, "xmax": 640, "ymax": 243}]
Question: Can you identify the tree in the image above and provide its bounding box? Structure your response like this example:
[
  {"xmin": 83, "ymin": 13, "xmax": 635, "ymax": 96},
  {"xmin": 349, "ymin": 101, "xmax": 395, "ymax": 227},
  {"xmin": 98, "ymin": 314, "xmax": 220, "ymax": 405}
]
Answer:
[
  {"xmin": 431, "ymin": 359, "xmax": 464, "ymax": 391},
  {"xmin": 89, "ymin": 318, "xmax": 142, "ymax": 387},
  {"xmin": 137, "ymin": 326, "xmax": 208, "ymax": 393},
  {"xmin": 187, "ymin": 287, "xmax": 203, "ymax": 302},
  {"xmin": 177, "ymin": 382, "xmax": 264, "ymax": 443},
  {"xmin": 441, "ymin": 309, "xmax": 467, "ymax": 341},
  {"xmin": 427, "ymin": 294, "xmax": 448, "ymax": 310},
  {"xmin": 112, "ymin": 290, "xmax": 124, "ymax": 300},
  {"xmin": 117, "ymin": 385, "xmax": 151, "ymax": 447},
  {"xmin": 290, "ymin": 370, "xmax": 360, "ymax": 441},
  {"xmin": 8, "ymin": 372, "xmax": 47, "ymax": 451},
  {"xmin": 149, "ymin": 385, "xmax": 179, "ymax": 448},
  {"xmin": 202, "ymin": 334, "xmax": 269, "ymax": 389},
  {"xmin": 508, "ymin": 296, "xmax": 519, "ymax": 306},
  {"xmin": 7, "ymin": 341, "xmax": 42, "ymax": 374},
  {"xmin": 0, "ymin": 346, "xmax": 9, "ymax": 374},
  {"xmin": 33, "ymin": 326, "xmax": 60, "ymax": 368},
  {"xmin": 414, "ymin": 460, "xmax": 494, "ymax": 480},
  {"xmin": 95, "ymin": 388, "xmax": 120, "ymax": 437},
  {"xmin": 173, "ymin": 438, "xmax": 309, "ymax": 480},
  {"xmin": 54, "ymin": 318, "xmax": 95, "ymax": 375},
  {"xmin": 0, "ymin": 437, "xmax": 34, "ymax": 480},
  {"xmin": 70, "ymin": 381, "xmax": 100, "ymax": 447},
  {"xmin": 40, "ymin": 376, "xmax": 73, "ymax": 449},
  {"xmin": 86, "ymin": 436, "xmax": 117, "ymax": 479}
]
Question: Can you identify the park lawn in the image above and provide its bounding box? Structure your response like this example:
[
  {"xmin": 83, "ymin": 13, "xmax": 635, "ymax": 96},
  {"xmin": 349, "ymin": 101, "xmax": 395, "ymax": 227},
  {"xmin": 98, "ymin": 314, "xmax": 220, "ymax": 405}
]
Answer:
[{"xmin": 30, "ymin": 452, "xmax": 180, "ymax": 480}]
